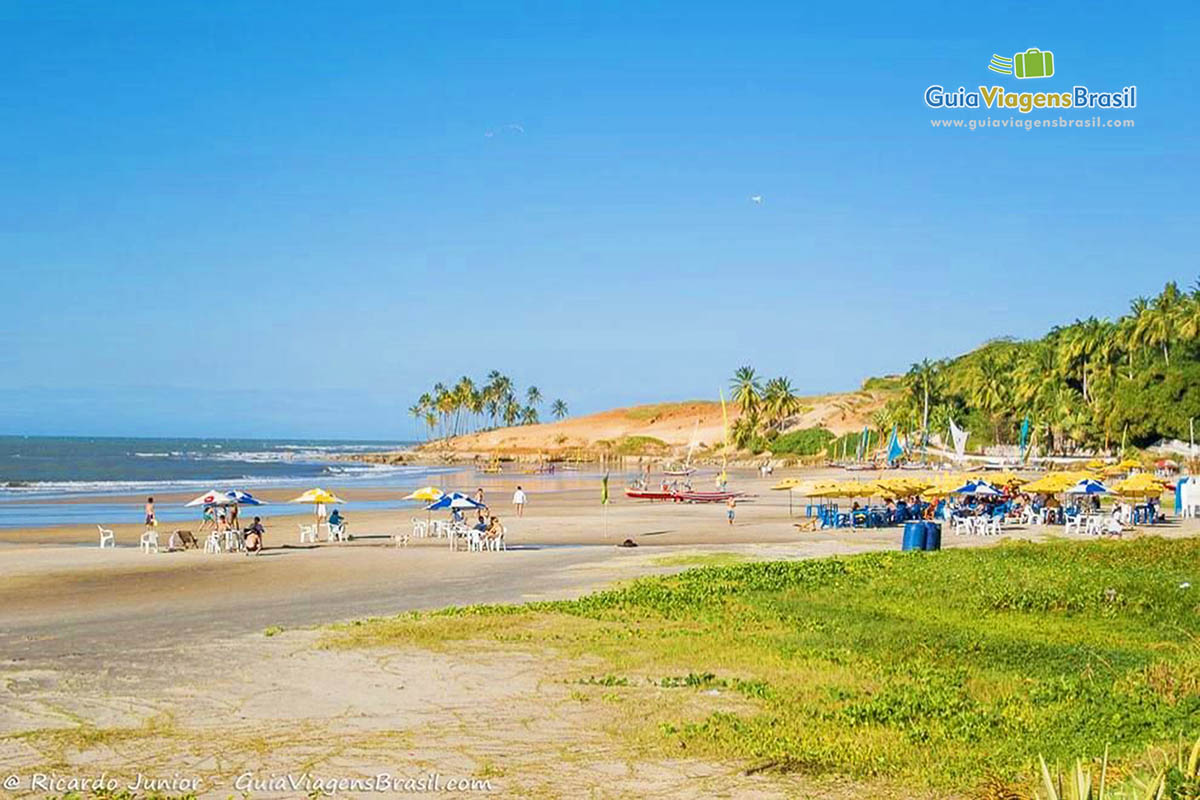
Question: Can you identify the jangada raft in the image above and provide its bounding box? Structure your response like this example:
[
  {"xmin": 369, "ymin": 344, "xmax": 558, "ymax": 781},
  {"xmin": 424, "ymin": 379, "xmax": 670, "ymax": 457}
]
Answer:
[{"xmin": 623, "ymin": 488, "xmax": 745, "ymax": 503}]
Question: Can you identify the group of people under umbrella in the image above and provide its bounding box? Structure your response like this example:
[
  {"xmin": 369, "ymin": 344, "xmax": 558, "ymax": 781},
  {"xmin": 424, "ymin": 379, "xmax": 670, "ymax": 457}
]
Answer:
[
  {"xmin": 774, "ymin": 466, "xmax": 1170, "ymax": 532},
  {"xmin": 403, "ymin": 485, "xmax": 506, "ymax": 545},
  {"xmin": 182, "ymin": 486, "xmax": 346, "ymax": 553}
]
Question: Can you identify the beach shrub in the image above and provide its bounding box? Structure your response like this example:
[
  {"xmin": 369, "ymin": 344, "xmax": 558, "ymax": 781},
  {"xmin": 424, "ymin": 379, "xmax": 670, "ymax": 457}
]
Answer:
[
  {"xmin": 612, "ymin": 435, "xmax": 670, "ymax": 455},
  {"xmin": 768, "ymin": 427, "xmax": 835, "ymax": 456}
]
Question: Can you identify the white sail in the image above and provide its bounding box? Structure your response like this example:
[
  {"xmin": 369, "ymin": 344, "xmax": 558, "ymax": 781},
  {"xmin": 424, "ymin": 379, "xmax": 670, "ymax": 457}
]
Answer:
[{"xmin": 949, "ymin": 418, "xmax": 969, "ymax": 461}]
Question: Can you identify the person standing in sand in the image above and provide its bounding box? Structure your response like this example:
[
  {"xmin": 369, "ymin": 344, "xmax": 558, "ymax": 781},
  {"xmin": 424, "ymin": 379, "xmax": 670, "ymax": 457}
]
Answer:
[
  {"xmin": 144, "ymin": 496, "xmax": 156, "ymax": 527},
  {"xmin": 726, "ymin": 496, "xmax": 736, "ymax": 526},
  {"xmin": 512, "ymin": 486, "xmax": 527, "ymax": 517},
  {"xmin": 476, "ymin": 487, "xmax": 486, "ymax": 509}
]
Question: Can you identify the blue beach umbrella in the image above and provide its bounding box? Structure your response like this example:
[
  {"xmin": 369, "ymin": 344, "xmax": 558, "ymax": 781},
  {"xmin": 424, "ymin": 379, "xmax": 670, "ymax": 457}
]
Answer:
[
  {"xmin": 951, "ymin": 480, "xmax": 1001, "ymax": 496},
  {"xmin": 225, "ymin": 489, "xmax": 265, "ymax": 505},
  {"xmin": 425, "ymin": 493, "xmax": 484, "ymax": 511},
  {"xmin": 1065, "ymin": 479, "xmax": 1109, "ymax": 495}
]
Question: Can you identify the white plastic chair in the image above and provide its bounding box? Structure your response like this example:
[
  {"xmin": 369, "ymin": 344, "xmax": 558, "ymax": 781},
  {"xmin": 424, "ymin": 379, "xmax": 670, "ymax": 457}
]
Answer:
[
  {"xmin": 1064, "ymin": 515, "xmax": 1082, "ymax": 535},
  {"xmin": 466, "ymin": 529, "xmax": 483, "ymax": 551},
  {"xmin": 327, "ymin": 522, "xmax": 348, "ymax": 542},
  {"xmin": 299, "ymin": 524, "xmax": 317, "ymax": 543},
  {"xmin": 951, "ymin": 517, "xmax": 970, "ymax": 536},
  {"xmin": 412, "ymin": 518, "xmax": 428, "ymax": 538},
  {"xmin": 225, "ymin": 529, "xmax": 244, "ymax": 552},
  {"xmin": 986, "ymin": 516, "xmax": 1003, "ymax": 536},
  {"xmin": 204, "ymin": 532, "xmax": 222, "ymax": 554},
  {"xmin": 140, "ymin": 528, "xmax": 159, "ymax": 554},
  {"xmin": 1085, "ymin": 516, "xmax": 1104, "ymax": 536},
  {"xmin": 97, "ymin": 525, "xmax": 115, "ymax": 548}
]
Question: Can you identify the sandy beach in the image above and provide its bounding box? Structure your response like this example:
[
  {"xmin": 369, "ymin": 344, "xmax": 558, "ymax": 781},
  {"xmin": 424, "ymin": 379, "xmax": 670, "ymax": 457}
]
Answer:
[{"xmin": 2, "ymin": 466, "xmax": 1192, "ymax": 798}]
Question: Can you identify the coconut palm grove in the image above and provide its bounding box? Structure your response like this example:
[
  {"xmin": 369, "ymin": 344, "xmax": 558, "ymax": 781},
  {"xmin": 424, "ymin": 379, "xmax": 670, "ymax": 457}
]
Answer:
[{"xmin": 725, "ymin": 280, "xmax": 1200, "ymax": 458}]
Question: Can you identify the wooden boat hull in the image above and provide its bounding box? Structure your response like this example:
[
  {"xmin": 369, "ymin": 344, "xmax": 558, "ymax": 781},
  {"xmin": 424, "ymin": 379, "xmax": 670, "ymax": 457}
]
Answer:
[
  {"xmin": 676, "ymin": 491, "xmax": 743, "ymax": 503},
  {"xmin": 624, "ymin": 489, "xmax": 677, "ymax": 501}
]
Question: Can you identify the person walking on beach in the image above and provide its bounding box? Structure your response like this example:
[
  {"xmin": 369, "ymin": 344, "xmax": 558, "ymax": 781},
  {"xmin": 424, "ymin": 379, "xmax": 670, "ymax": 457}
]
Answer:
[
  {"xmin": 726, "ymin": 496, "xmax": 736, "ymax": 526},
  {"xmin": 144, "ymin": 496, "xmax": 156, "ymax": 527},
  {"xmin": 476, "ymin": 487, "xmax": 486, "ymax": 509},
  {"xmin": 512, "ymin": 486, "xmax": 527, "ymax": 517}
]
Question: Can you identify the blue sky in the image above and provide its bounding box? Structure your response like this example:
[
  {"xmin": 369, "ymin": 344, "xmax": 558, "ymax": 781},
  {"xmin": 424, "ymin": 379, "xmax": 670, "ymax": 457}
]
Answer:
[{"xmin": 2, "ymin": 1, "xmax": 1197, "ymax": 438}]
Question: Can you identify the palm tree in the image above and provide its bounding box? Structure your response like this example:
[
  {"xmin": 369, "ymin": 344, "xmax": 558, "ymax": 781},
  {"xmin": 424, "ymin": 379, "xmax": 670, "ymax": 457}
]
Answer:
[
  {"xmin": 1058, "ymin": 318, "xmax": 1105, "ymax": 403},
  {"xmin": 502, "ymin": 398, "xmax": 521, "ymax": 427},
  {"xmin": 551, "ymin": 399, "xmax": 568, "ymax": 420},
  {"xmin": 761, "ymin": 377, "xmax": 801, "ymax": 434},
  {"xmin": 730, "ymin": 366, "xmax": 762, "ymax": 416},
  {"xmin": 904, "ymin": 359, "xmax": 940, "ymax": 439},
  {"xmin": 520, "ymin": 406, "xmax": 539, "ymax": 425},
  {"xmin": 969, "ymin": 353, "xmax": 1011, "ymax": 444},
  {"xmin": 1139, "ymin": 282, "xmax": 1180, "ymax": 365},
  {"xmin": 1176, "ymin": 282, "xmax": 1200, "ymax": 343},
  {"xmin": 526, "ymin": 386, "xmax": 542, "ymax": 408}
]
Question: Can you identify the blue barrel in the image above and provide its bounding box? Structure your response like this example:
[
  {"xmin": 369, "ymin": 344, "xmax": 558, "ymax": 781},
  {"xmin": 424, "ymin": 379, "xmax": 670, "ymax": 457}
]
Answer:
[
  {"xmin": 902, "ymin": 521, "xmax": 925, "ymax": 551},
  {"xmin": 923, "ymin": 522, "xmax": 942, "ymax": 551}
]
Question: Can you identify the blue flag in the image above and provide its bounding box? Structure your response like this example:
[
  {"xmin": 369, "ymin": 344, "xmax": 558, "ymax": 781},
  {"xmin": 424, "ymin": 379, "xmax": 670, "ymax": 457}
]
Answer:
[{"xmin": 1019, "ymin": 416, "xmax": 1031, "ymax": 461}]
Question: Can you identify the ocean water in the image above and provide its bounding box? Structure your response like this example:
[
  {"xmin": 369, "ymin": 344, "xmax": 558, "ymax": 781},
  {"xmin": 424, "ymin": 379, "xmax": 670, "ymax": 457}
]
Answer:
[
  {"xmin": 0, "ymin": 436, "xmax": 426, "ymax": 496},
  {"xmin": 0, "ymin": 436, "xmax": 461, "ymax": 528}
]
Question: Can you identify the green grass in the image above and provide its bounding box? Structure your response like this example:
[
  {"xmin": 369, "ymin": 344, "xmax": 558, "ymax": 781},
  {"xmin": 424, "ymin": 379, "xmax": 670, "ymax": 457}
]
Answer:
[
  {"xmin": 650, "ymin": 552, "xmax": 751, "ymax": 568},
  {"xmin": 622, "ymin": 402, "xmax": 712, "ymax": 421},
  {"xmin": 323, "ymin": 537, "xmax": 1200, "ymax": 794}
]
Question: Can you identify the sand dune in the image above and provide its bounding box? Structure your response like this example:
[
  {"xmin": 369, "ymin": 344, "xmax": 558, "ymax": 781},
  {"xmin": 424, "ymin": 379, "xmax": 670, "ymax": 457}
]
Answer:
[{"xmin": 417, "ymin": 390, "xmax": 892, "ymax": 457}]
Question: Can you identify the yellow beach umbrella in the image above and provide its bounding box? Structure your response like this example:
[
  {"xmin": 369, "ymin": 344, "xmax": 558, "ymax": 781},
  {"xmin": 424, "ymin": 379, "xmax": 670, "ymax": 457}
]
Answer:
[
  {"xmin": 1117, "ymin": 458, "xmax": 1142, "ymax": 470},
  {"xmin": 289, "ymin": 488, "xmax": 345, "ymax": 505},
  {"xmin": 1110, "ymin": 473, "xmax": 1167, "ymax": 498},
  {"xmin": 404, "ymin": 486, "xmax": 444, "ymax": 502},
  {"xmin": 1023, "ymin": 473, "xmax": 1073, "ymax": 493},
  {"xmin": 1086, "ymin": 459, "xmax": 1106, "ymax": 469}
]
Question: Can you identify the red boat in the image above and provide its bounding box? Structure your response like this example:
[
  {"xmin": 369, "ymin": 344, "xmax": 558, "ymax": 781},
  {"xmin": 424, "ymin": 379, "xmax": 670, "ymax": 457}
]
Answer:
[
  {"xmin": 676, "ymin": 490, "xmax": 743, "ymax": 503},
  {"xmin": 624, "ymin": 488, "xmax": 678, "ymax": 501}
]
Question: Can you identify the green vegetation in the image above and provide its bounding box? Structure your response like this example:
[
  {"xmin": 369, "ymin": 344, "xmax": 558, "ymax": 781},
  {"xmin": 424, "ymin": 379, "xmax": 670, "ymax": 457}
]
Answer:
[
  {"xmin": 728, "ymin": 366, "xmax": 806, "ymax": 451},
  {"xmin": 623, "ymin": 401, "xmax": 710, "ymax": 421},
  {"xmin": 611, "ymin": 435, "xmax": 670, "ymax": 455},
  {"xmin": 649, "ymin": 552, "xmax": 750, "ymax": 568},
  {"xmin": 409, "ymin": 371, "xmax": 568, "ymax": 440},
  {"xmin": 325, "ymin": 538, "xmax": 1200, "ymax": 795},
  {"xmin": 769, "ymin": 427, "xmax": 836, "ymax": 455},
  {"xmin": 881, "ymin": 280, "xmax": 1200, "ymax": 452}
]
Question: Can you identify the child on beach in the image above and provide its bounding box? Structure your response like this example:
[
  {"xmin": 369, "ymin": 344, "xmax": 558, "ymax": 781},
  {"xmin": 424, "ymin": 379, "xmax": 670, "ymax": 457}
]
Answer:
[
  {"xmin": 244, "ymin": 517, "xmax": 265, "ymax": 554},
  {"xmin": 144, "ymin": 497, "xmax": 156, "ymax": 527},
  {"xmin": 726, "ymin": 496, "xmax": 736, "ymax": 526},
  {"xmin": 512, "ymin": 486, "xmax": 527, "ymax": 517}
]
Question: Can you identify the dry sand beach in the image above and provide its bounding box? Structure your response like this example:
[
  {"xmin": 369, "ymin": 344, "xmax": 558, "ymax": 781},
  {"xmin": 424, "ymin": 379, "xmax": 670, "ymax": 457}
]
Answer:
[{"xmin": 3, "ymin": 467, "xmax": 1195, "ymax": 798}]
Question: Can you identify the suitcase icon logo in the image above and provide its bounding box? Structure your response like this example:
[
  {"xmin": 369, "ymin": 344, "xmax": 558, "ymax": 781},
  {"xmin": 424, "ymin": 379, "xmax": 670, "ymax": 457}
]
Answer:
[
  {"xmin": 987, "ymin": 48, "xmax": 1055, "ymax": 79},
  {"xmin": 1014, "ymin": 48, "xmax": 1054, "ymax": 78}
]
